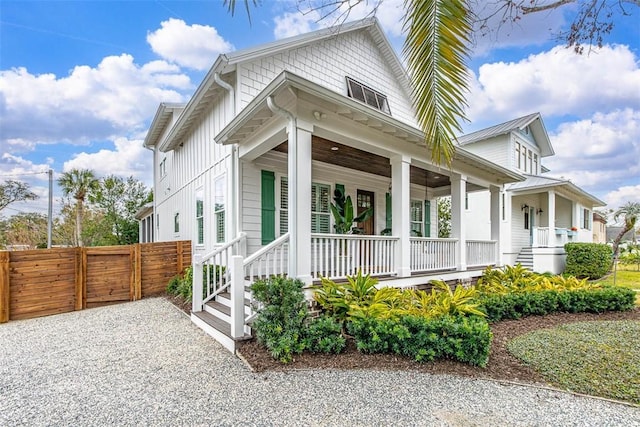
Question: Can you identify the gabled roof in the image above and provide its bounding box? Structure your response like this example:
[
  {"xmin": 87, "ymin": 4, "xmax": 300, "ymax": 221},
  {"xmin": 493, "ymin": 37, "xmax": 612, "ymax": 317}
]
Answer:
[
  {"xmin": 153, "ymin": 18, "xmax": 410, "ymax": 152},
  {"xmin": 144, "ymin": 102, "xmax": 185, "ymax": 148},
  {"xmin": 507, "ymin": 174, "xmax": 605, "ymax": 207},
  {"xmin": 457, "ymin": 112, "xmax": 554, "ymax": 157}
]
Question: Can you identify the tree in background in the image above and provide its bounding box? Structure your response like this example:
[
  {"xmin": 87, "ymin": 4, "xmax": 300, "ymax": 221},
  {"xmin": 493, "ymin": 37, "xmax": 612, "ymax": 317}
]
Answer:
[
  {"xmin": 437, "ymin": 197, "xmax": 451, "ymax": 238},
  {"xmin": 57, "ymin": 169, "xmax": 98, "ymax": 247},
  {"xmin": 0, "ymin": 180, "xmax": 38, "ymax": 212},
  {"xmin": 612, "ymin": 201, "xmax": 640, "ymax": 256},
  {"xmin": 0, "ymin": 213, "xmax": 48, "ymax": 249},
  {"xmin": 89, "ymin": 175, "xmax": 152, "ymax": 245}
]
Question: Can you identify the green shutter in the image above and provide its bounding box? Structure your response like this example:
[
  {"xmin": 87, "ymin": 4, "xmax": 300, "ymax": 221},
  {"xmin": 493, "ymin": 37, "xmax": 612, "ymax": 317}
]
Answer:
[
  {"xmin": 385, "ymin": 193, "xmax": 392, "ymax": 230},
  {"xmin": 424, "ymin": 200, "xmax": 431, "ymax": 237},
  {"xmin": 261, "ymin": 170, "xmax": 275, "ymax": 244}
]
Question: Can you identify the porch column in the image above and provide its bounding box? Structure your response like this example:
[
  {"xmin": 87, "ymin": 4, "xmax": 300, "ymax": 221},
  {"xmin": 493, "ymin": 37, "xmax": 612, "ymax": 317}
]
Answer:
[
  {"xmin": 547, "ymin": 190, "xmax": 556, "ymax": 247},
  {"xmin": 451, "ymin": 173, "xmax": 467, "ymax": 271},
  {"xmin": 288, "ymin": 119, "xmax": 313, "ymax": 285},
  {"xmin": 490, "ymin": 186, "xmax": 502, "ymax": 266},
  {"xmin": 391, "ymin": 155, "xmax": 411, "ymax": 277}
]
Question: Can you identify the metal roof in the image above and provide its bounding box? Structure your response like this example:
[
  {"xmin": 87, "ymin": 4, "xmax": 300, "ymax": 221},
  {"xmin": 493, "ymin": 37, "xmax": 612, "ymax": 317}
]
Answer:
[{"xmin": 507, "ymin": 174, "xmax": 606, "ymax": 206}]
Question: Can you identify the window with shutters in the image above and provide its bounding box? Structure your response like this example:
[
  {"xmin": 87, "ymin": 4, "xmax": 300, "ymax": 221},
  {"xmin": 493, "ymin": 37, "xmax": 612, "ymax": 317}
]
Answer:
[
  {"xmin": 195, "ymin": 189, "xmax": 204, "ymax": 245},
  {"xmin": 277, "ymin": 178, "xmax": 330, "ymax": 235},
  {"xmin": 312, "ymin": 183, "xmax": 331, "ymax": 233},
  {"xmin": 410, "ymin": 200, "xmax": 423, "ymax": 236},
  {"xmin": 582, "ymin": 208, "xmax": 591, "ymax": 230},
  {"xmin": 346, "ymin": 77, "xmax": 391, "ymax": 114},
  {"xmin": 214, "ymin": 175, "xmax": 225, "ymax": 243}
]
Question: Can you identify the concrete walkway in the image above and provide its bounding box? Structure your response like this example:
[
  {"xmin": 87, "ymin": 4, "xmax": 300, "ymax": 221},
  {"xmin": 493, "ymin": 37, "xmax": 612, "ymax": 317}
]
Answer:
[{"xmin": 1, "ymin": 298, "xmax": 638, "ymax": 426}]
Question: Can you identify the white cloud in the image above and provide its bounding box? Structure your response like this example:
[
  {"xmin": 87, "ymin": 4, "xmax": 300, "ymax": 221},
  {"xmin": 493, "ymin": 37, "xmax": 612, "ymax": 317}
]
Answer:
[
  {"xmin": 604, "ymin": 185, "xmax": 640, "ymax": 212},
  {"xmin": 467, "ymin": 44, "xmax": 640, "ymax": 124},
  {"xmin": 147, "ymin": 18, "xmax": 234, "ymax": 70},
  {"xmin": 544, "ymin": 109, "xmax": 640, "ymax": 206},
  {"xmin": 62, "ymin": 137, "xmax": 152, "ymax": 186},
  {"xmin": 274, "ymin": 11, "xmax": 322, "ymax": 39},
  {"xmin": 0, "ymin": 55, "xmax": 190, "ymax": 148}
]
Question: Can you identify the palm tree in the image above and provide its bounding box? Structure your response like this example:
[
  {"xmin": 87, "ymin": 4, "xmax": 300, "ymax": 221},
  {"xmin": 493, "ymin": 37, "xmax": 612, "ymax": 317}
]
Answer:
[
  {"xmin": 57, "ymin": 169, "xmax": 98, "ymax": 247},
  {"xmin": 612, "ymin": 201, "xmax": 640, "ymax": 257}
]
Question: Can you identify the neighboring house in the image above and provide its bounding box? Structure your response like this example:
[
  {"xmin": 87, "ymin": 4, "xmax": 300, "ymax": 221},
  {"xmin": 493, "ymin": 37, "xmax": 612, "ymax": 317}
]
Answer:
[
  {"xmin": 592, "ymin": 212, "xmax": 607, "ymax": 244},
  {"xmin": 459, "ymin": 113, "xmax": 605, "ymax": 274},
  {"xmin": 607, "ymin": 226, "xmax": 638, "ymax": 244},
  {"xmin": 135, "ymin": 202, "xmax": 155, "ymax": 243},
  {"xmin": 143, "ymin": 18, "xmax": 524, "ymax": 351}
]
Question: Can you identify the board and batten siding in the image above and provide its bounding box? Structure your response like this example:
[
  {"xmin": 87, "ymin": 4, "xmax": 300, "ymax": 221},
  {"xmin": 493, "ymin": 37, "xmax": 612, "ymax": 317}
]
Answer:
[
  {"xmin": 154, "ymin": 94, "xmax": 233, "ymax": 254},
  {"xmin": 236, "ymin": 30, "xmax": 417, "ymax": 128},
  {"xmin": 242, "ymin": 151, "xmax": 436, "ymax": 256}
]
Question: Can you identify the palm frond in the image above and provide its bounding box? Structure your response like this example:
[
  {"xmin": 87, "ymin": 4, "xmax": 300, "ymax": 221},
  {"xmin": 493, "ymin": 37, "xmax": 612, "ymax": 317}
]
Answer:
[{"xmin": 403, "ymin": 0, "xmax": 471, "ymax": 165}]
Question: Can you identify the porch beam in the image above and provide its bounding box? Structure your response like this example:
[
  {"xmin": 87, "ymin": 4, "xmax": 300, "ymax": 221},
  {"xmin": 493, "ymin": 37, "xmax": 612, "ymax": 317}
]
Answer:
[
  {"xmin": 451, "ymin": 173, "xmax": 467, "ymax": 271},
  {"xmin": 490, "ymin": 185, "xmax": 502, "ymax": 266},
  {"xmin": 391, "ymin": 155, "xmax": 411, "ymax": 277}
]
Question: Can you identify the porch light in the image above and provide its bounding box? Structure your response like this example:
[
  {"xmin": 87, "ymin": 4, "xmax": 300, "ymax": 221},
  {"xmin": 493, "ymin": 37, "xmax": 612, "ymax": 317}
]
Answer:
[
  {"xmin": 536, "ymin": 208, "xmax": 544, "ymax": 215},
  {"xmin": 330, "ymin": 146, "xmax": 339, "ymax": 151},
  {"xmin": 521, "ymin": 204, "xmax": 529, "ymax": 211}
]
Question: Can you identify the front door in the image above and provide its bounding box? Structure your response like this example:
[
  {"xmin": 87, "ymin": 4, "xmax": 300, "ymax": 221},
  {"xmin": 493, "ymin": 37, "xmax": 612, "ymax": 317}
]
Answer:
[{"xmin": 356, "ymin": 190, "xmax": 374, "ymax": 235}]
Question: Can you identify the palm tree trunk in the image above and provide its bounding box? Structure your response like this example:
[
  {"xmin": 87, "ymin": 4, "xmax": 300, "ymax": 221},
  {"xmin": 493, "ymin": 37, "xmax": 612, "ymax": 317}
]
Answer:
[
  {"xmin": 612, "ymin": 225, "xmax": 631, "ymax": 257},
  {"xmin": 76, "ymin": 200, "xmax": 83, "ymax": 247}
]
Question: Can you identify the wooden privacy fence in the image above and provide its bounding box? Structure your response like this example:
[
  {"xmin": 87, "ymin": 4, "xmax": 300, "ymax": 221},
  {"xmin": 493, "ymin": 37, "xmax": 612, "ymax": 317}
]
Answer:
[{"xmin": 0, "ymin": 241, "xmax": 191, "ymax": 323}]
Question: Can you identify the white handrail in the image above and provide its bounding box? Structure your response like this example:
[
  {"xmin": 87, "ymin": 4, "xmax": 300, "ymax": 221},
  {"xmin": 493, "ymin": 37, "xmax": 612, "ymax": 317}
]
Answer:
[
  {"xmin": 465, "ymin": 240, "xmax": 497, "ymax": 267},
  {"xmin": 409, "ymin": 237, "xmax": 458, "ymax": 272}
]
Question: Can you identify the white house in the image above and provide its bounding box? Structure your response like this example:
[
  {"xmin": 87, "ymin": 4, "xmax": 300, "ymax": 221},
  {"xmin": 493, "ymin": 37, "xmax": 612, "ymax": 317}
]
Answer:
[
  {"xmin": 458, "ymin": 113, "xmax": 605, "ymax": 274},
  {"xmin": 143, "ymin": 18, "xmax": 525, "ymax": 351}
]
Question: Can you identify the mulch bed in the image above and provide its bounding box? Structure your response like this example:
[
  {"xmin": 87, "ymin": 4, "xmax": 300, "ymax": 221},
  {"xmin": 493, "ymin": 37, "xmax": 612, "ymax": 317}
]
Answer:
[
  {"xmin": 236, "ymin": 308, "xmax": 640, "ymax": 387},
  {"xmin": 164, "ymin": 294, "xmax": 639, "ymax": 387}
]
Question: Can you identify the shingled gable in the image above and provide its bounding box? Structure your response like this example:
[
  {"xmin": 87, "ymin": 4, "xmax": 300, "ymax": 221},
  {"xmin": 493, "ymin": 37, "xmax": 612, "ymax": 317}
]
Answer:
[{"xmin": 150, "ymin": 18, "xmax": 411, "ymax": 153}]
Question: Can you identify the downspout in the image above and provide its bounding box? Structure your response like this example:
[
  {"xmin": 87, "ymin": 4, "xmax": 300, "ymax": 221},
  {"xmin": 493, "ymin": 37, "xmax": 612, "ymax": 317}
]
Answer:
[
  {"xmin": 214, "ymin": 72, "xmax": 240, "ymax": 240},
  {"xmin": 267, "ymin": 96, "xmax": 298, "ymax": 276}
]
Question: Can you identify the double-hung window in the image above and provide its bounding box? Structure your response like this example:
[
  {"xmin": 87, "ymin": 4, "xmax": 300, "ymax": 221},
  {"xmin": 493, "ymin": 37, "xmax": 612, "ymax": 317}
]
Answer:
[
  {"xmin": 195, "ymin": 190, "xmax": 204, "ymax": 245},
  {"xmin": 214, "ymin": 175, "xmax": 226, "ymax": 243},
  {"xmin": 410, "ymin": 200, "xmax": 423, "ymax": 236},
  {"xmin": 277, "ymin": 178, "xmax": 330, "ymax": 235}
]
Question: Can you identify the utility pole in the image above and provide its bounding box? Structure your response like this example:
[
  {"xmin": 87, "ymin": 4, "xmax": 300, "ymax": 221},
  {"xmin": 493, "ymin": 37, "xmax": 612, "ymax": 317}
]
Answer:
[{"xmin": 47, "ymin": 169, "xmax": 53, "ymax": 248}]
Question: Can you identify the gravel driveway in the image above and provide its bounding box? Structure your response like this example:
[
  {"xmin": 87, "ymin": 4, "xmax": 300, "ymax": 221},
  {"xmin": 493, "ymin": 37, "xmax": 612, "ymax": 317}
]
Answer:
[{"xmin": 1, "ymin": 298, "xmax": 638, "ymax": 427}]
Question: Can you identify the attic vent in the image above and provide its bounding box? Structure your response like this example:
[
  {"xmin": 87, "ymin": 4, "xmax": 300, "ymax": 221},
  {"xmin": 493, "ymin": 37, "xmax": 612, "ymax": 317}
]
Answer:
[{"xmin": 346, "ymin": 77, "xmax": 391, "ymax": 115}]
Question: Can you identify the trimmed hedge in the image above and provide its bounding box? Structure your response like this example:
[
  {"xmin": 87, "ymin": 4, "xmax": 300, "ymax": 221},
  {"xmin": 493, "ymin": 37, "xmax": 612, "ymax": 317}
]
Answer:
[
  {"xmin": 347, "ymin": 315, "xmax": 492, "ymax": 367},
  {"xmin": 479, "ymin": 286, "xmax": 636, "ymax": 322},
  {"xmin": 564, "ymin": 243, "xmax": 612, "ymax": 279}
]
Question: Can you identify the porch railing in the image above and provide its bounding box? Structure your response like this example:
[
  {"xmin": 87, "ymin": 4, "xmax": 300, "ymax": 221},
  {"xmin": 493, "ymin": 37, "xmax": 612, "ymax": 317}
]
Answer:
[
  {"xmin": 193, "ymin": 232, "xmax": 247, "ymax": 311},
  {"xmin": 409, "ymin": 237, "xmax": 457, "ymax": 272},
  {"xmin": 534, "ymin": 227, "xmax": 550, "ymax": 247},
  {"xmin": 311, "ymin": 234, "xmax": 399, "ymax": 280},
  {"xmin": 466, "ymin": 240, "xmax": 497, "ymax": 268},
  {"xmin": 242, "ymin": 233, "xmax": 290, "ymax": 325}
]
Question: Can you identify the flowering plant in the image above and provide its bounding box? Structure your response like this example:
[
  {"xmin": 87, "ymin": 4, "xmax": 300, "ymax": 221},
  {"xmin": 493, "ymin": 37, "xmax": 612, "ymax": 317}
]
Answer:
[{"xmin": 570, "ymin": 227, "xmax": 578, "ymax": 231}]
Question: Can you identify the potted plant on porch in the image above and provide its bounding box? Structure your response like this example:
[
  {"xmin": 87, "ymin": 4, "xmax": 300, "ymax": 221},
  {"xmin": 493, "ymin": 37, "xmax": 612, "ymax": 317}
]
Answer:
[{"xmin": 330, "ymin": 187, "xmax": 373, "ymax": 235}]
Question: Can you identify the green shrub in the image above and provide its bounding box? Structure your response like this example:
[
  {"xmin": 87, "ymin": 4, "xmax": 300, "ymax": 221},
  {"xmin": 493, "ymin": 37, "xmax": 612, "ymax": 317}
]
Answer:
[
  {"xmin": 479, "ymin": 286, "xmax": 635, "ymax": 322},
  {"xmin": 303, "ymin": 316, "xmax": 346, "ymax": 354},
  {"xmin": 251, "ymin": 277, "xmax": 309, "ymax": 363},
  {"xmin": 166, "ymin": 274, "xmax": 181, "ymax": 295},
  {"xmin": 564, "ymin": 243, "xmax": 612, "ymax": 279},
  {"xmin": 347, "ymin": 315, "xmax": 492, "ymax": 367}
]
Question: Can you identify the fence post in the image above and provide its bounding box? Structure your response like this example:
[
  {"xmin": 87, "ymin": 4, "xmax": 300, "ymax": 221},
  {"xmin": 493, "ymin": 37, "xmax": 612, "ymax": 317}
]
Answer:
[
  {"xmin": 74, "ymin": 248, "xmax": 85, "ymax": 311},
  {"xmin": 230, "ymin": 255, "xmax": 245, "ymax": 339},
  {"xmin": 192, "ymin": 254, "xmax": 203, "ymax": 312},
  {"xmin": 135, "ymin": 244, "xmax": 142, "ymax": 300},
  {"xmin": 0, "ymin": 251, "xmax": 10, "ymax": 323},
  {"xmin": 177, "ymin": 241, "xmax": 184, "ymax": 274}
]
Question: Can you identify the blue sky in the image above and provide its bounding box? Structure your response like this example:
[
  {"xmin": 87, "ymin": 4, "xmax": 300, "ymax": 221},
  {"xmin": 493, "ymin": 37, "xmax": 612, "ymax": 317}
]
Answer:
[{"xmin": 1, "ymin": 0, "xmax": 639, "ymax": 219}]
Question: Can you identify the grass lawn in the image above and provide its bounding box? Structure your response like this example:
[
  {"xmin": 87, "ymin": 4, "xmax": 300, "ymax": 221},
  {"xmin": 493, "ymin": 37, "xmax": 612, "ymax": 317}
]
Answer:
[
  {"xmin": 507, "ymin": 320, "xmax": 640, "ymax": 404},
  {"xmin": 594, "ymin": 265, "xmax": 640, "ymax": 305}
]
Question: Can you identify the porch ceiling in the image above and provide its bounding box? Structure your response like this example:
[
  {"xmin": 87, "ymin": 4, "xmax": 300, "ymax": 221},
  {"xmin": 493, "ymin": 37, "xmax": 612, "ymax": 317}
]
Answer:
[{"xmin": 273, "ymin": 137, "xmax": 484, "ymax": 191}]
